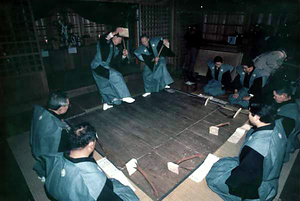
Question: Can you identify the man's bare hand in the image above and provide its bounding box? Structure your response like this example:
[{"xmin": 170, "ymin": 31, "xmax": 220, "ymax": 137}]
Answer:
[
  {"xmin": 154, "ymin": 57, "xmax": 159, "ymax": 64},
  {"xmin": 123, "ymin": 49, "xmax": 128, "ymax": 57},
  {"xmin": 112, "ymin": 27, "xmax": 124, "ymax": 36},
  {"xmin": 163, "ymin": 39, "xmax": 170, "ymax": 48},
  {"xmin": 243, "ymin": 96, "xmax": 251, "ymax": 101},
  {"xmin": 232, "ymin": 89, "xmax": 239, "ymax": 99}
]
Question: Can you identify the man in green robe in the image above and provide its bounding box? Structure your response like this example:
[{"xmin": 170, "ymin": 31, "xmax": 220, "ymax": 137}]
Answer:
[
  {"xmin": 91, "ymin": 28, "xmax": 135, "ymax": 110},
  {"xmin": 30, "ymin": 91, "xmax": 71, "ymax": 179},
  {"xmin": 134, "ymin": 35, "xmax": 175, "ymax": 97},
  {"xmin": 272, "ymin": 84, "xmax": 300, "ymax": 162},
  {"xmin": 207, "ymin": 105, "xmax": 287, "ymax": 201},
  {"xmin": 43, "ymin": 122, "xmax": 139, "ymax": 201}
]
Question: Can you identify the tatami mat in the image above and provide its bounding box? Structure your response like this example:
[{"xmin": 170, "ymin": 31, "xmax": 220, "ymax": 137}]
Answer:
[
  {"xmin": 7, "ymin": 132, "xmax": 50, "ymax": 201},
  {"xmin": 162, "ymin": 134, "xmax": 246, "ymax": 201},
  {"xmin": 162, "ymin": 128, "xmax": 299, "ymax": 201},
  {"xmin": 7, "ymin": 129, "xmax": 298, "ymax": 201}
]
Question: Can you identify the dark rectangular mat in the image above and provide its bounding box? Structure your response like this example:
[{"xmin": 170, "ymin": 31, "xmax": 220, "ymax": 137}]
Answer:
[{"xmin": 67, "ymin": 90, "xmax": 248, "ymax": 200}]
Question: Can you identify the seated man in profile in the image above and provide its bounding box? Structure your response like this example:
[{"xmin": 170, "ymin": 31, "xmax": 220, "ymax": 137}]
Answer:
[
  {"xmin": 30, "ymin": 91, "xmax": 71, "ymax": 179},
  {"xmin": 203, "ymin": 56, "xmax": 233, "ymax": 96},
  {"xmin": 43, "ymin": 122, "xmax": 139, "ymax": 201},
  {"xmin": 272, "ymin": 83, "xmax": 300, "ymax": 162},
  {"xmin": 229, "ymin": 60, "xmax": 268, "ymax": 108},
  {"xmin": 206, "ymin": 104, "xmax": 287, "ymax": 201}
]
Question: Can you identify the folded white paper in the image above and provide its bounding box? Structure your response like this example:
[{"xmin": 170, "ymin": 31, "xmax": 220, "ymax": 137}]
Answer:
[
  {"xmin": 240, "ymin": 123, "xmax": 252, "ymax": 131},
  {"xmin": 189, "ymin": 154, "xmax": 220, "ymax": 183},
  {"xmin": 227, "ymin": 127, "xmax": 246, "ymax": 144},
  {"xmin": 125, "ymin": 158, "xmax": 138, "ymax": 176},
  {"xmin": 167, "ymin": 162, "xmax": 179, "ymax": 175},
  {"xmin": 97, "ymin": 157, "xmax": 135, "ymax": 191}
]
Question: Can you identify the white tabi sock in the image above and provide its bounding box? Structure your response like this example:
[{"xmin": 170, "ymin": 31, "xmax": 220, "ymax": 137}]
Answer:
[
  {"xmin": 38, "ymin": 176, "xmax": 46, "ymax": 183},
  {"xmin": 142, "ymin": 92, "xmax": 151, "ymax": 97},
  {"xmin": 165, "ymin": 85, "xmax": 170, "ymax": 89},
  {"xmin": 103, "ymin": 103, "xmax": 113, "ymax": 111},
  {"xmin": 122, "ymin": 97, "xmax": 135, "ymax": 103}
]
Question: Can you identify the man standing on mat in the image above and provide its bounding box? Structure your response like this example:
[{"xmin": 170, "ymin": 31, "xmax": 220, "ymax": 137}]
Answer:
[
  {"xmin": 134, "ymin": 34, "xmax": 175, "ymax": 97},
  {"xmin": 91, "ymin": 27, "xmax": 135, "ymax": 110}
]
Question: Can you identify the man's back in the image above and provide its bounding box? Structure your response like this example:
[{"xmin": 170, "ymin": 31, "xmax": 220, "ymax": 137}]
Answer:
[
  {"xmin": 31, "ymin": 105, "xmax": 69, "ymax": 157},
  {"xmin": 44, "ymin": 154, "xmax": 107, "ymax": 201}
]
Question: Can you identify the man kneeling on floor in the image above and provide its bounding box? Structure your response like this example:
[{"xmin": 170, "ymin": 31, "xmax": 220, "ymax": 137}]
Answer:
[
  {"xmin": 229, "ymin": 60, "xmax": 268, "ymax": 108},
  {"xmin": 43, "ymin": 122, "xmax": 139, "ymax": 201},
  {"xmin": 204, "ymin": 56, "xmax": 233, "ymax": 97},
  {"xmin": 206, "ymin": 104, "xmax": 287, "ymax": 201}
]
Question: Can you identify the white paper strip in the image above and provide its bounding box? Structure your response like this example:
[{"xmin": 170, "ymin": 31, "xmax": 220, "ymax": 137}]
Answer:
[
  {"xmin": 227, "ymin": 128, "xmax": 246, "ymax": 144},
  {"xmin": 167, "ymin": 162, "xmax": 179, "ymax": 175},
  {"xmin": 189, "ymin": 154, "xmax": 220, "ymax": 183},
  {"xmin": 240, "ymin": 123, "xmax": 252, "ymax": 131},
  {"xmin": 125, "ymin": 158, "xmax": 137, "ymax": 176},
  {"xmin": 97, "ymin": 157, "xmax": 135, "ymax": 191}
]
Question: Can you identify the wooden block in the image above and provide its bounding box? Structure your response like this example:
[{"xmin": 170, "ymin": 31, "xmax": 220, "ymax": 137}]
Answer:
[{"xmin": 209, "ymin": 126, "xmax": 219, "ymax": 135}]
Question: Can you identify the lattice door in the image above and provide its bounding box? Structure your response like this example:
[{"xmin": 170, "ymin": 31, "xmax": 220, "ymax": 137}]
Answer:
[{"xmin": 0, "ymin": 0, "xmax": 49, "ymax": 105}]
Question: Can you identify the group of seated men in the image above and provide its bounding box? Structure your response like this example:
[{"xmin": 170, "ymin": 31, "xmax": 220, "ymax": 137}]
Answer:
[
  {"xmin": 203, "ymin": 49, "xmax": 287, "ymax": 109},
  {"xmin": 204, "ymin": 51, "xmax": 300, "ymax": 200},
  {"xmin": 30, "ymin": 91, "xmax": 139, "ymax": 200}
]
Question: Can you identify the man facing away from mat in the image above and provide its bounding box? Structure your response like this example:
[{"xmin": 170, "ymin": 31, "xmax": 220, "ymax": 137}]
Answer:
[
  {"xmin": 43, "ymin": 122, "xmax": 139, "ymax": 201},
  {"xmin": 203, "ymin": 56, "xmax": 233, "ymax": 97},
  {"xmin": 134, "ymin": 34, "xmax": 175, "ymax": 97},
  {"xmin": 206, "ymin": 104, "xmax": 287, "ymax": 201},
  {"xmin": 91, "ymin": 27, "xmax": 135, "ymax": 111},
  {"xmin": 30, "ymin": 91, "xmax": 71, "ymax": 180},
  {"xmin": 229, "ymin": 60, "xmax": 268, "ymax": 108}
]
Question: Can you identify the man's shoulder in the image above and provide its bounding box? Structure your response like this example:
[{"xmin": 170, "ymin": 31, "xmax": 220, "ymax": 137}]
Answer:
[
  {"xmin": 134, "ymin": 45, "xmax": 147, "ymax": 54},
  {"xmin": 33, "ymin": 106, "xmax": 68, "ymax": 130},
  {"xmin": 33, "ymin": 104, "xmax": 47, "ymax": 115},
  {"xmin": 253, "ymin": 68, "xmax": 268, "ymax": 78},
  {"xmin": 32, "ymin": 105, "xmax": 52, "ymax": 122},
  {"xmin": 73, "ymin": 161, "xmax": 107, "ymax": 188},
  {"xmin": 221, "ymin": 64, "xmax": 234, "ymax": 71},
  {"xmin": 150, "ymin": 37, "xmax": 163, "ymax": 45},
  {"xmin": 206, "ymin": 60, "xmax": 214, "ymax": 68}
]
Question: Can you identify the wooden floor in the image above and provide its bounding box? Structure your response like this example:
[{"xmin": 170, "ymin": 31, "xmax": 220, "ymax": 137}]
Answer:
[{"xmin": 67, "ymin": 90, "xmax": 248, "ymax": 200}]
